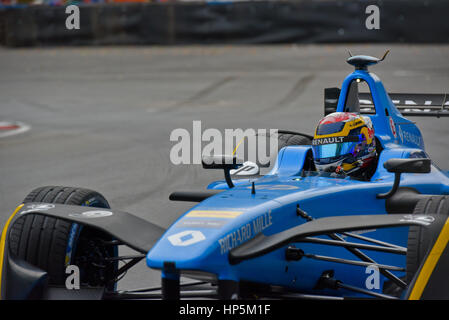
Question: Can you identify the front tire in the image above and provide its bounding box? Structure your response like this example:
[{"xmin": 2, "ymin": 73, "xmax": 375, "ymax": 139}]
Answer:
[{"xmin": 9, "ymin": 186, "xmax": 116, "ymax": 288}]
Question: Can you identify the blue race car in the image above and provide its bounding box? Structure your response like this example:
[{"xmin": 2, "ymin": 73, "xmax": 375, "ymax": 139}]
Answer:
[{"xmin": 1, "ymin": 52, "xmax": 449, "ymax": 300}]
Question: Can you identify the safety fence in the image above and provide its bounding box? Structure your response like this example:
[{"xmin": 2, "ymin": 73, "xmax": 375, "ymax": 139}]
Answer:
[{"xmin": 1, "ymin": 0, "xmax": 448, "ymax": 46}]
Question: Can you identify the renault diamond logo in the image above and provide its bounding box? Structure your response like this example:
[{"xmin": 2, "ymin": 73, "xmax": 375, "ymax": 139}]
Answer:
[{"xmin": 168, "ymin": 230, "xmax": 206, "ymax": 247}]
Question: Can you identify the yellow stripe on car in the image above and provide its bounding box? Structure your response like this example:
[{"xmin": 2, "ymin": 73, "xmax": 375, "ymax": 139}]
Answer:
[
  {"xmin": 0, "ymin": 204, "xmax": 24, "ymax": 300},
  {"xmin": 408, "ymin": 216, "xmax": 449, "ymax": 300},
  {"xmin": 186, "ymin": 210, "xmax": 243, "ymax": 219}
]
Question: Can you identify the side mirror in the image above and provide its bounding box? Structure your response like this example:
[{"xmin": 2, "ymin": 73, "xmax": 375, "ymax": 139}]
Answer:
[
  {"xmin": 383, "ymin": 158, "xmax": 431, "ymax": 174},
  {"xmin": 378, "ymin": 158, "xmax": 431, "ymax": 199},
  {"xmin": 202, "ymin": 155, "xmax": 243, "ymax": 188},
  {"xmin": 202, "ymin": 155, "xmax": 242, "ymax": 170}
]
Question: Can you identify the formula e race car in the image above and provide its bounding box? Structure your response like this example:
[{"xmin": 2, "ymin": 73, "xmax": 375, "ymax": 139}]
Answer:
[{"xmin": 1, "ymin": 53, "xmax": 449, "ymax": 300}]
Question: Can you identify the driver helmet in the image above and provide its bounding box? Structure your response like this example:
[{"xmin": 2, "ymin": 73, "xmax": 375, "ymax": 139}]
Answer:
[{"xmin": 312, "ymin": 112, "xmax": 376, "ymax": 176}]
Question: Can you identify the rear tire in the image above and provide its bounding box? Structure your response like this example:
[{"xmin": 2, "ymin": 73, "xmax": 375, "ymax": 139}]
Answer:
[
  {"xmin": 406, "ymin": 195, "xmax": 449, "ymax": 283},
  {"xmin": 277, "ymin": 133, "xmax": 311, "ymax": 151},
  {"xmin": 9, "ymin": 186, "xmax": 115, "ymax": 287}
]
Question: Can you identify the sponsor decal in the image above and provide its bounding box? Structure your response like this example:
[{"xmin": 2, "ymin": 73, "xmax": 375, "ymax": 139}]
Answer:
[
  {"xmin": 20, "ymin": 203, "xmax": 55, "ymax": 215},
  {"xmin": 312, "ymin": 136, "xmax": 344, "ymax": 146},
  {"xmin": 218, "ymin": 211, "xmax": 273, "ymax": 255},
  {"xmin": 349, "ymin": 120, "xmax": 363, "ymax": 128},
  {"xmin": 399, "ymin": 215, "xmax": 435, "ymax": 226},
  {"xmin": 389, "ymin": 117, "xmax": 397, "ymax": 138},
  {"xmin": 69, "ymin": 210, "xmax": 113, "ymax": 219},
  {"xmin": 398, "ymin": 125, "xmax": 404, "ymax": 143},
  {"xmin": 186, "ymin": 210, "xmax": 243, "ymax": 219},
  {"xmin": 177, "ymin": 219, "xmax": 228, "ymax": 229},
  {"xmin": 168, "ymin": 230, "xmax": 206, "ymax": 247},
  {"xmin": 398, "ymin": 127, "xmax": 422, "ymax": 147}
]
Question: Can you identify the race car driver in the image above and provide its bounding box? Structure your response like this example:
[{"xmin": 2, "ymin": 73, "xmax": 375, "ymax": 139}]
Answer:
[{"xmin": 311, "ymin": 112, "xmax": 378, "ymax": 180}]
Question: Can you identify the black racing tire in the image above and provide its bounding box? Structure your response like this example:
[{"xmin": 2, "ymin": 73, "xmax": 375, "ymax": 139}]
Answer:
[
  {"xmin": 277, "ymin": 133, "xmax": 311, "ymax": 151},
  {"xmin": 406, "ymin": 195, "xmax": 449, "ymax": 283},
  {"xmin": 8, "ymin": 186, "xmax": 115, "ymax": 287}
]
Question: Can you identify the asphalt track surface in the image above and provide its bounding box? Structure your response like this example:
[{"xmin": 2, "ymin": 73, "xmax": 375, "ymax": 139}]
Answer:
[{"xmin": 1, "ymin": 44, "xmax": 449, "ymax": 292}]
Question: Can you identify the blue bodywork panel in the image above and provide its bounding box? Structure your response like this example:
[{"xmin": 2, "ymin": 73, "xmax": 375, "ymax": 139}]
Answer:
[{"xmin": 146, "ymin": 68, "xmax": 449, "ymax": 298}]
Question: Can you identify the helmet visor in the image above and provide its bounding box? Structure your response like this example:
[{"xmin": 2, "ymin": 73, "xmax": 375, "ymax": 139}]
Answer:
[{"xmin": 312, "ymin": 141, "xmax": 359, "ymax": 161}]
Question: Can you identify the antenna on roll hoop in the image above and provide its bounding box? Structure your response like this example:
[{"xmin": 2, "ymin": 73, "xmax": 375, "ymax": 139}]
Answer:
[
  {"xmin": 380, "ymin": 49, "xmax": 390, "ymax": 61},
  {"xmin": 346, "ymin": 49, "xmax": 390, "ymax": 71}
]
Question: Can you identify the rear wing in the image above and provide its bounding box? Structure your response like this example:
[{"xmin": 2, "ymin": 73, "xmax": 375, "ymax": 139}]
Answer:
[{"xmin": 325, "ymin": 88, "xmax": 449, "ymax": 117}]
